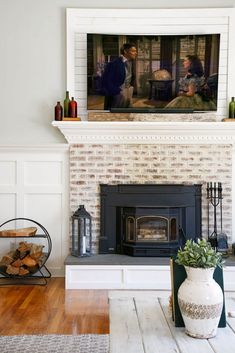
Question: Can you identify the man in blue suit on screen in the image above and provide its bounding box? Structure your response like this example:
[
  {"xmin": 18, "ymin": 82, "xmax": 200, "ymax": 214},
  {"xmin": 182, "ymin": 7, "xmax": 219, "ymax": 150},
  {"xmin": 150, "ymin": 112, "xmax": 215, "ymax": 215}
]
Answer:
[{"xmin": 101, "ymin": 43, "xmax": 137, "ymax": 110}]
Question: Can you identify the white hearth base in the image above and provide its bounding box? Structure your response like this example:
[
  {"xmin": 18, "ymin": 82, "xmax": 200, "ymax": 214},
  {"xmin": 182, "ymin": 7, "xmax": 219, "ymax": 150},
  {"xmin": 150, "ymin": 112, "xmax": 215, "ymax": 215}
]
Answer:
[
  {"xmin": 65, "ymin": 264, "xmax": 235, "ymax": 291},
  {"xmin": 65, "ymin": 264, "xmax": 170, "ymax": 290}
]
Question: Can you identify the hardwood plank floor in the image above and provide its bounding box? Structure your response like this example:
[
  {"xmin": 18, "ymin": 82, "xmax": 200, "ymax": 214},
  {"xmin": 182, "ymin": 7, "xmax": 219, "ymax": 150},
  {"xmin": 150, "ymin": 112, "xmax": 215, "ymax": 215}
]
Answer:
[{"xmin": 0, "ymin": 278, "xmax": 109, "ymax": 335}]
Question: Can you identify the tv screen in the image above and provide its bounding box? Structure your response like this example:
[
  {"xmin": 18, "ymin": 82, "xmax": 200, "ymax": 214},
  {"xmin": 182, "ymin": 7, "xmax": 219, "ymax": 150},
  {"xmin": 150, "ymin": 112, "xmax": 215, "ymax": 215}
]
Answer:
[{"xmin": 87, "ymin": 34, "xmax": 220, "ymax": 113}]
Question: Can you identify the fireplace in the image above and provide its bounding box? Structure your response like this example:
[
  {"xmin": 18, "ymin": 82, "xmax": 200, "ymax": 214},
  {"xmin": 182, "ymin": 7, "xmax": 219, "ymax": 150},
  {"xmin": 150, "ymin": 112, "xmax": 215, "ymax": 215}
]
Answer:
[
  {"xmin": 122, "ymin": 206, "xmax": 181, "ymax": 256},
  {"xmin": 99, "ymin": 184, "xmax": 202, "ymax": 256}
]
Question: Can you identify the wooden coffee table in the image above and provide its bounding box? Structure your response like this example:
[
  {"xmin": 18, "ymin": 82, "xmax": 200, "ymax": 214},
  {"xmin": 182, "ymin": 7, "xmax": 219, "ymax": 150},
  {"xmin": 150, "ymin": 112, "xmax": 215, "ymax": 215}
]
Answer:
[{"xmin": 109, "ymin": 291, "xmax": 235, "ymax": 353}]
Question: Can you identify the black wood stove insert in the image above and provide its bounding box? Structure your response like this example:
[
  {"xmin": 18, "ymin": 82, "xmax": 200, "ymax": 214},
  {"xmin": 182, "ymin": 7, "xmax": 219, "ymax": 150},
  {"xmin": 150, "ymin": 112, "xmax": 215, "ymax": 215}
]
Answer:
[{"xmin": 99, "ymin": 184, "xmax": 202, "ymax": 257}]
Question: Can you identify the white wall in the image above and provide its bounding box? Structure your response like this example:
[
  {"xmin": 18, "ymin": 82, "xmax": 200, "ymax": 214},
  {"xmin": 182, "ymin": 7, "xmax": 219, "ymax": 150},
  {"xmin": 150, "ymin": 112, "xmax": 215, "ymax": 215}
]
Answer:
[{"xmin": 0, "ymin": 0, "xmax": 235, "ymax": 144}]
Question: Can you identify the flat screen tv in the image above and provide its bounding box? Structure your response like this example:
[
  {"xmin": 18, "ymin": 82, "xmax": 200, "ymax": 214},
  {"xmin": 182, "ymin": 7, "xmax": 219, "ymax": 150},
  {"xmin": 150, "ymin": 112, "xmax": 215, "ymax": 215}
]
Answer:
[{"xmin": 87, "ymin": 33, "xmax": 220, "ymax": 113}]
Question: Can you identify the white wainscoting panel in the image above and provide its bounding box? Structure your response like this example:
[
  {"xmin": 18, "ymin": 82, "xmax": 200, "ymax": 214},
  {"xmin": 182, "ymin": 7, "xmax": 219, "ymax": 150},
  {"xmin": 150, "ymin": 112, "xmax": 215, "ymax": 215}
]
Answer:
[
  {"xmin": 0, "ymin": 194, "xmax": 16, "ymax": 222},
  {"xmin": 0, "ymin": 161, "xmax": 16, "ymax": 185},
  {"xmin": 0, "ymin": 145, "xmax": 69, "ymax": 277},
  {"xmin": 24, "ymin": 161, "xmax": 63, "ymax": 186}
]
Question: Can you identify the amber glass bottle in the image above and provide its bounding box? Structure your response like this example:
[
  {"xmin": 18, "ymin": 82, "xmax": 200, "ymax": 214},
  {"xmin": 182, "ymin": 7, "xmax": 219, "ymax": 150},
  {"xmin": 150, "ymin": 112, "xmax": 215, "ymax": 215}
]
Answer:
[
  {"xmin": 64, "ymin": 91, "xmax": 70, "ymax": 117},
  {"xmin": 69, "ymin": 97, "xmax": 78, "ymax": 118},
  {"xmin": 54, "ymin": 102, "xmax": 63, "ymax": 121}
]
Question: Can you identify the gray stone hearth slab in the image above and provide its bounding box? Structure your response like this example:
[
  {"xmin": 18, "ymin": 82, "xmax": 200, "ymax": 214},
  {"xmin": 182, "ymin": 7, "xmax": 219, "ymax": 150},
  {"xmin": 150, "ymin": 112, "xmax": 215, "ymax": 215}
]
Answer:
[{"xmin": 64, "ymin": 254, "xmax": 235, "ymax": 266}]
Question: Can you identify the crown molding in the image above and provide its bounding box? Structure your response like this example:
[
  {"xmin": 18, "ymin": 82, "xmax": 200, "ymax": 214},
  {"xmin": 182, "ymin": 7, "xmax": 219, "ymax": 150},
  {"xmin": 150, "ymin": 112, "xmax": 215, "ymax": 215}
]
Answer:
[{"xmin": 52, "ymin": 121, "xmax": 235, "ymax": 145}]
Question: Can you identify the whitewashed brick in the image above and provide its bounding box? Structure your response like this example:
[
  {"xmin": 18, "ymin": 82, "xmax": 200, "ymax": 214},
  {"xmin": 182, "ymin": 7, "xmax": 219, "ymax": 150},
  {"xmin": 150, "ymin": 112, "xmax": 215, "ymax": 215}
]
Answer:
[{"xmin": 70, "ymin": 143, "xmax": 232, "ymax": 253}]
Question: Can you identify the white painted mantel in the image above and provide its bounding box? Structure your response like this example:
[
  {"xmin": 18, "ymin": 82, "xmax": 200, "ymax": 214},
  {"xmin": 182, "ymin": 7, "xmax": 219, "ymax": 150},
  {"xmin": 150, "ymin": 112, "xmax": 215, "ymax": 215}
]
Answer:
[{"xmin": 52, "ymin": 121, "xmax": 235, "ymax": 144}]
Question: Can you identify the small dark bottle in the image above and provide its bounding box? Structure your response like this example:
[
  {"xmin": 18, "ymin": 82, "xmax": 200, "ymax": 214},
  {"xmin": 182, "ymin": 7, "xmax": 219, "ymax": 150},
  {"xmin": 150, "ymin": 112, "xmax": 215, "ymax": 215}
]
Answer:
[
  {"xmin": 54, "ymin": 102, "xmax": 63, "ymax": 121},
  {"xmin": 229, "ymin": 97, "xmax": 235, "ymax": 119},
  {"xmin": 64, "ymin": 91, "xmax": 70, "ymax": 117},
  {"xmin": 69, "ymin": 97, "xmax": 77, "ymax": 118}
]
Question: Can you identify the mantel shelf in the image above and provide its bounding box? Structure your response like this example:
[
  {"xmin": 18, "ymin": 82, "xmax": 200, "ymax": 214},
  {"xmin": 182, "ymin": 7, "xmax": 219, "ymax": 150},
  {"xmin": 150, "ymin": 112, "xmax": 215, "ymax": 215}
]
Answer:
[{"xmin": 52, "ymin": 121, "xmax": 235, "ymax": 145}]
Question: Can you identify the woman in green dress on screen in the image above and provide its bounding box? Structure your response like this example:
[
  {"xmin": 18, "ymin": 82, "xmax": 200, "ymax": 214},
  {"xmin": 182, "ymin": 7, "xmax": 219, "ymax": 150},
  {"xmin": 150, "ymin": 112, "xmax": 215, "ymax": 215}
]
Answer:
[{"xmin": 165, "ymin": 54, "xmax": 216, "ymax": 110}]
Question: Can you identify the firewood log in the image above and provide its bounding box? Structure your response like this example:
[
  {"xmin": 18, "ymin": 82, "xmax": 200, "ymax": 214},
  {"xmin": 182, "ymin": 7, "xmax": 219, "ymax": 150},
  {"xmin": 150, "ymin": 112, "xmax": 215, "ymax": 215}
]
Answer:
[
  {"xmin": 30, "ymin": 244, "xmax": 44, "ymax": 260},
  {"xmin": 18, "ymin": 241, "xmax": 32, "ymax": 253},
  {"xmin": 21, "ymin": 255, "xmax": 37, "ymax": 267},
  {"xmin": 30, "ymin": 243, "xmax": 43, "ymax": 252},
  {"xmin": 11, "ymin": 258, "xmax": 23, "ymax": 268},
  {"xmin": 28, "ymin": 265, "xmax": 39, "ymax": 274},
  {"xmin": 6, "ymin": 264, "xmax": 20, "ymax": 275},
  {"xmin": 0, "ymin": 227, "xmax": 37, "ymax": 237},
  {"xmin": 0, "ymin": 251, "xmax": 16, "ymax": 266},
  {"xmin": 18, "ymin": 267, "xmax": 30, "ymax": 276},
  {"xmin": 1, "ymin": 241, "xmax": 46, "ymax": 277},
  {"xmin": 30, "ymin": 251, "xmax": 43, "ymax": 261}
]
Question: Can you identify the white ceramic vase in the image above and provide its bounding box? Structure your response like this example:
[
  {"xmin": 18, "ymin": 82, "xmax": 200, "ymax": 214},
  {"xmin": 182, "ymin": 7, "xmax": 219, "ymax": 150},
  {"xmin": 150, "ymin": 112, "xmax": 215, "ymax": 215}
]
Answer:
[{"xmin": 178, "ymin": 266, "xmax": 223, "ymax": 339}]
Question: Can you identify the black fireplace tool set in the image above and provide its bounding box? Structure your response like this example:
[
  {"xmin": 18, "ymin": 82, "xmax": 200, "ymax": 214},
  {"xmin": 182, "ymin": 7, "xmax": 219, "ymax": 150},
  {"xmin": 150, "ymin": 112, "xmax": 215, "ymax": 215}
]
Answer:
[{"xmin": 206, "ymin": 182, "xmax": 228, "ymax": 254}]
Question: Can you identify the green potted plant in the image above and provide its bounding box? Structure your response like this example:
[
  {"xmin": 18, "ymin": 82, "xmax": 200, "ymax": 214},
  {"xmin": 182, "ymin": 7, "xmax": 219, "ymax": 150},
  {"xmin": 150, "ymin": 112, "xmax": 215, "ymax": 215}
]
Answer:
[
  {"xmin": 176, "ymin": 238, "xmax": 224, "ymax": 269},
  {"xmin": 175, "ymin": 238, "xmax": 224, "ymax": 339}
]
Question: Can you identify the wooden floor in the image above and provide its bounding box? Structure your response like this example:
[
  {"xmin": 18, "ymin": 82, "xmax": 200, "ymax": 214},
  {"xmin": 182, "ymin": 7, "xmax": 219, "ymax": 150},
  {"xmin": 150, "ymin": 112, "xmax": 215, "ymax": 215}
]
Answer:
[
  {"xmin": 109, "ymin": 293, "xmax": 235, "ymax": 353},
  {"xmin": 0, "ymin": 278, "xmax": 109, "ymax": 335}
]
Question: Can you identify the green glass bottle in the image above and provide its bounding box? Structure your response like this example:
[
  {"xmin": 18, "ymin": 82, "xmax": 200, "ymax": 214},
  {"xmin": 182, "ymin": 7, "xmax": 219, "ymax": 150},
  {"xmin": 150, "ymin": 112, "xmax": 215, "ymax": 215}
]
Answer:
[
  {"xmin": 229, "ymin": 97, "xmax": 235, "ymax": 119},
  {"xmin": 64, "ymin": 91, "xmax": 70, "ymax": 117}
]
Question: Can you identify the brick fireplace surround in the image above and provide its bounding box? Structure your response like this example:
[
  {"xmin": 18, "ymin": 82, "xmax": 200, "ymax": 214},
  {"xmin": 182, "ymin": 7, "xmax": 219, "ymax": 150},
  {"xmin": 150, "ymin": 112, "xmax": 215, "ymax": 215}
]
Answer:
[{"xmin": 53, "ymin": 114, "xmax": 235, "ymax": 290}]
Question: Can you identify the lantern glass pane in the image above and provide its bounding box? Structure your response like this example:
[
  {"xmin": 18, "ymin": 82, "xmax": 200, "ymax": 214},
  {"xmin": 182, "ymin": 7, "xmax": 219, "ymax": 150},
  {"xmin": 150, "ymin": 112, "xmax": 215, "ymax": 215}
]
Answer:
[
  {"xmin": 72, "ymin": 219, "xmax": 79, "ymax": 253},
  {"xmin": 85, "ymin": 219, "xmax": 90, "ymax": 236},
  {"xmin": 85, "ymin": 219, "xmax": 91, "ymax": 253},
  {"xmin": 80, "ymin": 218, "xmax": 86, "ymax": 255},
  {"xmin": 80, "ymin": 218, "xmax": 85, "ymax": 237}
]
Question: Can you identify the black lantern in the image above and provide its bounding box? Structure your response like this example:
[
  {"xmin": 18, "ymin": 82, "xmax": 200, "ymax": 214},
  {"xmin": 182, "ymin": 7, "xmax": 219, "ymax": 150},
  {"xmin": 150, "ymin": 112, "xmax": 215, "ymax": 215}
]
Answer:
[{"xmin": 71, "ymin": 205, "xmax": 92, "ymax": 257}]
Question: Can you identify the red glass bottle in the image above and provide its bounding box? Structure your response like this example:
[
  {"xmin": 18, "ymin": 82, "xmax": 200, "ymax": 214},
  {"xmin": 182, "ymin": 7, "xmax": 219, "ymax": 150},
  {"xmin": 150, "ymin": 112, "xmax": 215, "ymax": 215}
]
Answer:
[
  {"xmin": 54, "ymin": 102, "xmax": 63, "ymax": 121},
  {"xmin": 69, "ymin": 97, "xmax": 77, "ymax": 118}
]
